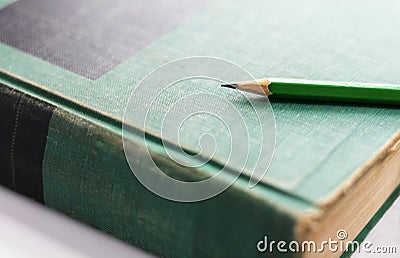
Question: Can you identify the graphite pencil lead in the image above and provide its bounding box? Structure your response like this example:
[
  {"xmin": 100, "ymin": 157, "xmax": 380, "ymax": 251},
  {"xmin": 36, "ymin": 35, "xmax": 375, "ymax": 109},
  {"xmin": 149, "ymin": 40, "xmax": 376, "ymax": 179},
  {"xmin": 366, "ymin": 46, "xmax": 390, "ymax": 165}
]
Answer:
[{"xmin": 221, "ymin": 83, "xmax": 238, "ymax": 89}]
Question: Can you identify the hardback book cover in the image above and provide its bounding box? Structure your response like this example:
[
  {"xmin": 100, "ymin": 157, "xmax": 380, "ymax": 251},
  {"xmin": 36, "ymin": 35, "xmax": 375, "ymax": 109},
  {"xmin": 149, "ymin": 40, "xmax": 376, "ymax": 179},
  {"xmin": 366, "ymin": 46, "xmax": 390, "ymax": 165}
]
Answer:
[{"xmin": 0, "ymin": 0, "xmax": 399, "ymax": 257}]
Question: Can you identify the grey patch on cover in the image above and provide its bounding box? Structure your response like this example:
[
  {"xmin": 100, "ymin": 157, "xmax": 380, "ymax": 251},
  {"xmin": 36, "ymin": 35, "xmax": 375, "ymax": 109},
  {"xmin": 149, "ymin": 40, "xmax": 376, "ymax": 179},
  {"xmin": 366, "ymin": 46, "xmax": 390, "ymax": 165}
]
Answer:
[{"xmin": 0, "ymin": 0, "xmax": 212, "ymax": 80}]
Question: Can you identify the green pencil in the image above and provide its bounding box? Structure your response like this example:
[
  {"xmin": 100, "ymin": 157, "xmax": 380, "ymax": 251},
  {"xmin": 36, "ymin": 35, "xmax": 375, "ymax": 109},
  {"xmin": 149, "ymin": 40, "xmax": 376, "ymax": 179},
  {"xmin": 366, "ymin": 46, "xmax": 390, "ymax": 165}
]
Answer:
[{"xmin": 221, "ymin": 78, "xmax": 400, "ymax": 105}]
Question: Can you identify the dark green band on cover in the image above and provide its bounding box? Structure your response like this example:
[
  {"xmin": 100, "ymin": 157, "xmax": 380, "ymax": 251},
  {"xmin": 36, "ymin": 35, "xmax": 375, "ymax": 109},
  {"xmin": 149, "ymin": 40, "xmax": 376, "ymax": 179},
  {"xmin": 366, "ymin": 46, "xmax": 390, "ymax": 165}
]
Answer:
[{"xmin": 0, "ymin": 82, "xmax": 54, "ymax": 203}]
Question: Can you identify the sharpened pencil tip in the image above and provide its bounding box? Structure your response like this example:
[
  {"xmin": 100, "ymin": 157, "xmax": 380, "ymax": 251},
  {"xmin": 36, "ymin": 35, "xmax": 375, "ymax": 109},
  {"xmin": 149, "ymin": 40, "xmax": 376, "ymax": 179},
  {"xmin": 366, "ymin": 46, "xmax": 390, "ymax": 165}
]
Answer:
[{"xmin": 221, "ymin": 83, "xmax": 238, "ymax": 89}]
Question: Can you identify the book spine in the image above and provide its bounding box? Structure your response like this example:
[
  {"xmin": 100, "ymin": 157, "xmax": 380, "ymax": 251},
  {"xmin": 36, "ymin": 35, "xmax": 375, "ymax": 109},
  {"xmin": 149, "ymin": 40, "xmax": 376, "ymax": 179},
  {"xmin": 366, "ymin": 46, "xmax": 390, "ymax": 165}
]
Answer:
[
  {"xmin": 0, "ymin": 81, "xmax": 302, "ymax": 258},
  {"xmin": 0, "ymin": 82, "xmax": 55, "ymax": 202}
]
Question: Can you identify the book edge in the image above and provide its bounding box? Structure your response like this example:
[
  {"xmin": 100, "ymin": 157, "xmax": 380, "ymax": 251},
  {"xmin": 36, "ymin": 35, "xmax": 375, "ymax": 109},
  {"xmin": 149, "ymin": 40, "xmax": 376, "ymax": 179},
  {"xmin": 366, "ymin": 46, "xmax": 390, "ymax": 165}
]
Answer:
[{"xmin": 295, "ymin": 132, "xmax": 400, "ymax": 257}]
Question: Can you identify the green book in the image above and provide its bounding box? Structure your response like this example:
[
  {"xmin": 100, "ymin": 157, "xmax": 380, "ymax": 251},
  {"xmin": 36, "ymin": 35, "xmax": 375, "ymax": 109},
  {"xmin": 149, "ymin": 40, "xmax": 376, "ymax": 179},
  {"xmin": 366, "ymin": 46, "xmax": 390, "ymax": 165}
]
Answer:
[{"xmin": 0, "ymin": 0, "xmax": 399, "ymax": 257}]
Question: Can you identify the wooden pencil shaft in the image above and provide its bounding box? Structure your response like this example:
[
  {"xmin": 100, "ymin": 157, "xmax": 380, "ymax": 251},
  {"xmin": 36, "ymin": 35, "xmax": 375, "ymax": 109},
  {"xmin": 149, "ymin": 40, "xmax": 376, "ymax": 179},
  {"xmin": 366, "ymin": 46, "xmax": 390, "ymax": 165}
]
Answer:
[
  {"xmin": 236, "ymin": 78, "xmax": 272, "ymax": 95},
  {"xmin": 233, "ymin": 78, "xmax": 400, "ymax": 106}
]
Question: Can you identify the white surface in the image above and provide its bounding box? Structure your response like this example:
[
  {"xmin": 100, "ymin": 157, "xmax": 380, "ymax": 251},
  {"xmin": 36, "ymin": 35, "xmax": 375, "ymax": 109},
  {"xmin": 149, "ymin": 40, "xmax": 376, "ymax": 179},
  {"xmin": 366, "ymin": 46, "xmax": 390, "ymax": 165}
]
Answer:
[
  {"xmin": 0, "ymin": 187, "xmax": 152, "ymax": 258},
  {"xmin": 352, "ymin": 196, "xmax": 400, "ymax": 257}
]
